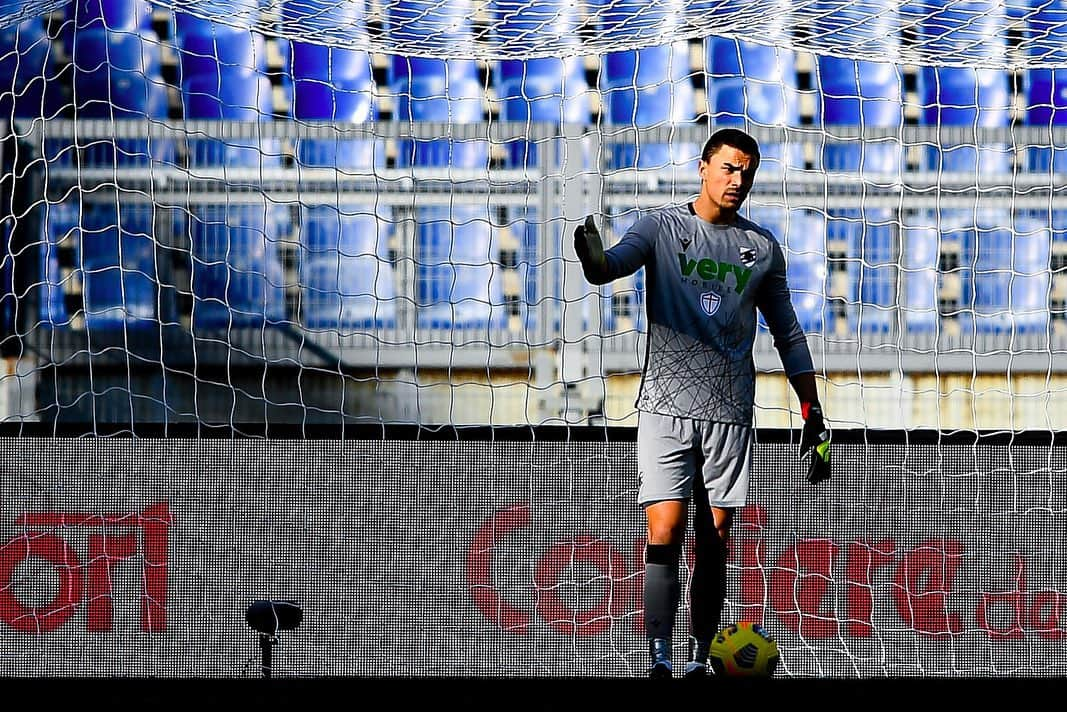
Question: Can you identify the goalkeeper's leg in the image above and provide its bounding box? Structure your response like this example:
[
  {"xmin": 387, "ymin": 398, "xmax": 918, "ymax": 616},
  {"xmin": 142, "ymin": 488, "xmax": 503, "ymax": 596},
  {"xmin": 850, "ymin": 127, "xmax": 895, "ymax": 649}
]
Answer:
[
  {"xmin": 643, "ymin": 500, "xmax": 686, "ymax": 678},
  {"xmin": 687, "ymin": 485, "xmax": 732, "ymax": 678}
]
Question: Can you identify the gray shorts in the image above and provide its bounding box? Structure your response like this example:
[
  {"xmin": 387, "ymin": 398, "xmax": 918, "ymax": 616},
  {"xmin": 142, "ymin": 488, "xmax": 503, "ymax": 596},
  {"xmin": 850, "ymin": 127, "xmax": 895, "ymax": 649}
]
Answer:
[{"xmin": 636, "ymin": 411, "xmax": 753, "ymax": 509}]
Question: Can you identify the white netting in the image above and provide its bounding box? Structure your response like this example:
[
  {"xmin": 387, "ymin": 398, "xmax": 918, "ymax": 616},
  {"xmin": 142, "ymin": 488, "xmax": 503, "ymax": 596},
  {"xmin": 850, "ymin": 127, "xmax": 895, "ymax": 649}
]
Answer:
[
  {"xmin": 0, "ymin": 0, "xmax": 1063, "ymax": 432},
  {"xmin": 2, "ymin": 0, "xmax": 1067, "ymax": 66}
]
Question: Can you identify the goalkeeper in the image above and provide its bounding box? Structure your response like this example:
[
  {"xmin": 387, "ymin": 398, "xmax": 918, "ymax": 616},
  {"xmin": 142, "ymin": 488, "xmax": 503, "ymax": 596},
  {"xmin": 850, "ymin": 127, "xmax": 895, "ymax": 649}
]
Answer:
[{"xmin": 573, "ymin": 128, "xmax": 831, "ymax": 679}]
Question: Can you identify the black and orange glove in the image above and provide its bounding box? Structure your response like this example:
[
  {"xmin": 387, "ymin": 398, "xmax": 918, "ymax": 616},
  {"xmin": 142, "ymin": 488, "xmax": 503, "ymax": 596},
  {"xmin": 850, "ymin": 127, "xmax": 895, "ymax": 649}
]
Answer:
[{"xmin": 799, "ymin": 402, "xmax": 831, "ymax": 485}]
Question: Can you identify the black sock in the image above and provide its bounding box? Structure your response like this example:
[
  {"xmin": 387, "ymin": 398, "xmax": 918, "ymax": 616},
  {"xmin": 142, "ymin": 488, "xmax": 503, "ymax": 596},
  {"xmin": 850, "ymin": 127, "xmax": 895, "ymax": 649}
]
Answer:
[
  {"xmin": 644, "ymin": 544, "xmax": 680, "ymax": 640},
  {"xmin": 690, "ymin": 530, "xmax": 727, "ymax": 643}
]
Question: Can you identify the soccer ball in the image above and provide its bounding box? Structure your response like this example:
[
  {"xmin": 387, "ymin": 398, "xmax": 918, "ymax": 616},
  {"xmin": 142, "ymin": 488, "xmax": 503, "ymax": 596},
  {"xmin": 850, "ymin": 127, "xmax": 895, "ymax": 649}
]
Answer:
[{"xmin": 707, "ymin": 621, "xmax": 780, "ymax": 677}]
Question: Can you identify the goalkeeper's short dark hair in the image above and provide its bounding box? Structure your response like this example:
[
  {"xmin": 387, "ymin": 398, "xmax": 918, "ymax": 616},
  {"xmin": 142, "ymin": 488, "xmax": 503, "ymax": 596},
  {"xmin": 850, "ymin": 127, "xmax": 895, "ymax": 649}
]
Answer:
[{"xmin": 701, "ymin": 128, "xmax": 761, "ymax": 163}]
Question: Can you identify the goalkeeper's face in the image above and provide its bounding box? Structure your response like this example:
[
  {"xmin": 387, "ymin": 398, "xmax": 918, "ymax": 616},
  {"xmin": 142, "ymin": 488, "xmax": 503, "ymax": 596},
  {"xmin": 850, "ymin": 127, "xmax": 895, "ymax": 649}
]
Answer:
[{"xmin": 698, "ymin": 145, "xmax": 759, "ymax": 217}]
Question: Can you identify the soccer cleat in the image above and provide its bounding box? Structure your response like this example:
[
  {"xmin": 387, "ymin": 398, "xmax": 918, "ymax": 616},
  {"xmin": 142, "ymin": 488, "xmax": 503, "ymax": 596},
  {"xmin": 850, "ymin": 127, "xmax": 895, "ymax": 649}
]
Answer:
[
  {"xmin": 648, "ymin": 659, "xmax": 673, "ymax": 679},
  {"xmin": 683, "ymin": 660, "xmax": 708, "ymax": 678},
  {"xmin": 684, "ymin": 637, "xmax": 711, "ymax": 678},
  {"xmin": 647, "ymin": 638, "xmax": 673, "ymax": 678}
]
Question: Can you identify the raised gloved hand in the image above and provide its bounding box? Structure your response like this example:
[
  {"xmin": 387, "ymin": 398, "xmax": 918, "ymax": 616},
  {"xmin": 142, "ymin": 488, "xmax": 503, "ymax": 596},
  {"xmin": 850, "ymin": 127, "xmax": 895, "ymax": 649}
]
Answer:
[
  {"xmin": 799, "ymin": 402, "xmax": 831, "ymax": 485},
  {"xmin": 573, "ymin": 215, "xmax": 606, "ymax": 282}
]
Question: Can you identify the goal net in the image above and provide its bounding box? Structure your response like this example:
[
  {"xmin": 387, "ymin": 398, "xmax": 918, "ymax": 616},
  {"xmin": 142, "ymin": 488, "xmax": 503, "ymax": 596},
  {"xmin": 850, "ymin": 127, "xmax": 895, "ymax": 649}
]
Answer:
[{"xmin": 0, "ymin": 0, "xmax": 1065, "ymax": 678}]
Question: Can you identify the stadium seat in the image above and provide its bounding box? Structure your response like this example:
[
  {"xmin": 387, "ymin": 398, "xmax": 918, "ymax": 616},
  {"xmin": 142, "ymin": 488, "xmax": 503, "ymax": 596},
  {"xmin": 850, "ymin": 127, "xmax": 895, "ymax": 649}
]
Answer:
[
  {"xmin": 601, "ymin": 42, "xmax": 697, "ymax": 170},
  {"xmin": 917, "ymin": 0, "xmax": 1010, "ymax": 174},
  {"xmin": 753, "ymin": 208, "xmax": 828, "ymax": 333},
  {"xmin": 299, "ymin": 204, "xmax": 396, "ymax": 330},
  {"xmin": 189, "ymin": 202, "xmax": 286, "ymax": 330},
  {"xmin": 78, "ymin": 203, "xmax": 159, "ymax": 330},
  {"xmin": 385, "ymin": 0, "xmax": 473, "ymax": 46},
  {"xmin": 706, "ymin": 37, "xmax": 803, "ymax": 173},
  {"xmin": 817, "ymin": 58, "xmax": 904, "ymax": 176},
  {"xmin": 0, "ymin": 17, "xmax": 61, "ymax": 121},
  {"xmin": 38, "ymin": 201, "xmax": 76, "ymax": 326},
  {"xmin": 492, "ymin": 0, "xmax": 588, "ymax": 166},
  {"xmin": 289, "ymin": 41, "xmax": 380, "ymax": 169},
  {"xmin": 391, "ymin": 57, "xmax": 489, "ymax": 169},
  {"xmin": 72, "ymin": 26, "xmax": 161, "ymax": 77},
  {"xmin": 1025, "ymin": 1, "xmax": 1067, "ymax": 171},
  {"xmin": 899, "ymin": 216, "xmax": 940, "ymax": 333},
  {"xmin": 181, "ymin": 68, "xmax": 281, "ymax": 167},
  {"xmin": 496, "ymin": 56, "xmax": 589, "ymax": 168},
  {"xmin": 174, "ymin": 20, "xmax": 268, "ymax": 83},
  {"xmin": 1024, "ymin": 68, "xmax": 1067, "ymax": 172},
  {"xmin": 62, "ymin": 0, "xmax": 154, "ymax": 56},
  {"xmin": 919, "ymin": 67, "xmax": 1011, "ymax": 174},
  {"xmin": 71, "ymin": 33, "xmax": 174, "ymax": 167},
  {"xmin": 491, "ymin": 0, "xmax": 581, "ymax": 47},
  {"xmin": 67, "ymin": 0, "xmax": 153, "ymax": 31},
  {"xmin": 972, "ymin": 214, "xmax": 1050, "ymax": 334},
  {"xmin": 415, "ymin": 205, "xmax": 505, "ymax": 331},
  {"xmin": 934, "ymin": 210, "xmax": 975, "ymax": 328},
  {"xmin": 829, "ymin": 208, "xmax": 896, "ymax": 333}
]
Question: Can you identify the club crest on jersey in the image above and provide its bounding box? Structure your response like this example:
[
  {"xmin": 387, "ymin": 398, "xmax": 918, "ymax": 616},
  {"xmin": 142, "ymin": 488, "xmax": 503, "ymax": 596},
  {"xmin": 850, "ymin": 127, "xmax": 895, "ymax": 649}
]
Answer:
[
  {"xmin": 739, "ymin": 247, "xmax": 757, "ymax": 267},
  {"xmin": 700, "ymin": 291, "xmax": 721, "ymax": 316}
]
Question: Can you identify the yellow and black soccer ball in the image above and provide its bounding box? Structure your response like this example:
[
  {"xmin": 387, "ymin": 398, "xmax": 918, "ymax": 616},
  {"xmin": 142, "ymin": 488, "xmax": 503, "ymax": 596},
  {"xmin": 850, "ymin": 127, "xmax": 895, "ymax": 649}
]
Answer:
[{"xmin": 708, "ymin": 621, "xmax": 780, "ymax": 677}]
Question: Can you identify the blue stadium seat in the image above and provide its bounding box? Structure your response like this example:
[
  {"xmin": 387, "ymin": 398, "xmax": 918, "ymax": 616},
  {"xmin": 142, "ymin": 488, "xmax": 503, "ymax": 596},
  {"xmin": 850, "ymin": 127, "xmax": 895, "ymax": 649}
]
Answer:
[
  {"xmin": 935, "ymin": 210, "xmax": 975, "ymax": 328},
  {"xmin": 919, "ymin": 67, "xmax": 1011, "ymax": 174},
  {"xmin": 1024, "ymin": 68, "xmax": 1067, "ymax": 172},
  {"xmin": 601, "ymin": 42, "xmax": 697, "ymax": 170},
  {"xmin": 900, "ymin": 215, "xmax": 940, "ymax": 333},
  {"xmin": 917, "ymin": 0, "xmax": 1010, "ymax": 174},
  {"xmin": 174, "ymin": 19, "xmax": 267, "ymax": 83},
  {"xmin": 706, "ymin": 37, "xmax": 803, "ymax": 172},
  {"xmin": 38, "ymin": 201, "xmax": 76, "ymax": 326},
  {"xmin": 72, "ymin": 26, "xmax": 161, "ymax": 77},
  {"xmin": 829, "ymin": 208, "xmax": 896, "ymax": 333},
  {"xmin": 181, "ymin": 68, "xmax": 281, "ymax": 167},
  {"xmin": 385, "ymin": 0, "xmax": 473, "ymax": 46},
  {"xmin": 391, "ymin": 57, "xmax": 489, "ymax": 169},
  {"xmin": 0, "ymin": 17, "xmax": 62, "ymax": 121},
  {"xmin": 496, "ymin": 56, "xmax": 589, "ymax": 168},
  {"xmin": 928, "ymin": 209, "xmax": 1047, "ymax": 334},
  {"xmin": 415, "ymin": 205, "xmax": 505, "ymax": 330},
  {"xmin": 62, "ymin": 0, "xmax": 154, "ymax": 55},
  {"xmin": 67, "ymin": 0, "xmax": 153, "ymax": 30},
  {"xmin": 490, "ymin": 0, "xmax": 582, "ymax": 46},
  {"xmin": 491, "ymin": 0, "xmax": 586, "ymax": 168},
  {"xmin": 299, "ymin": 204, "xmax": 396, "ymax": 330},
  {"xmin": 817, "ymin": 58, "xmax": 904, "ymax": 175},
  {"xmin": 72, "ymin": 34, "xmax": 173, "ymax": 166},
  {"xmin": 189, "ymin": 202, "xmax": 286, "ymax": 330},
  {"xmin": 1008, "ymin": 215, "xmax": 1051, "ymax": 335},
  {"xmin": 78, "ymin": 203, "xmax": 159, "ymax": 330},
  {"xmin": 1025, "ymin": 1, "xmax": 1067, "ymax": 171},
  {"xmin": 972, "ymin": 214, "xmax": 1050, "ymax": 334},
  {"xmin": 289, "ymin": 41, "xmax": 380, "ymax": 169},
  {"xmin": 753, "ymin": 208, "xmax": 828, "ymax": 333}
]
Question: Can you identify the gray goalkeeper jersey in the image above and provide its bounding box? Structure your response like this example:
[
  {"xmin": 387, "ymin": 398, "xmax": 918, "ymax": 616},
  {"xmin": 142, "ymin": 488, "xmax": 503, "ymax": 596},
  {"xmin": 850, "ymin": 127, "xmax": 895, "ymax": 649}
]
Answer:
[{"xmin": 599, "ymin": 203, "xmax": 815, "ymax": 424}]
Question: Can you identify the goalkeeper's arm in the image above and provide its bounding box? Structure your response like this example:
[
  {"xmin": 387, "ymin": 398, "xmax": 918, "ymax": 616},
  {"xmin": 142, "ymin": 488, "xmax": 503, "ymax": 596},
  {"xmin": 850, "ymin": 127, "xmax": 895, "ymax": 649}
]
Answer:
[{"xmin": 574, "ymin": 215, "xmax": 609, "ymax": 284}]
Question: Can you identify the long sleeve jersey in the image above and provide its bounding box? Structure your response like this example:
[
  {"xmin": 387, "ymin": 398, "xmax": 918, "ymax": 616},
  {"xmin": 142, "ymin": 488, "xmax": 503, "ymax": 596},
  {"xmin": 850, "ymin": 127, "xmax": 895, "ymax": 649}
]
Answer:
[{"xmin": 587, "ymin": 203, "xmax": 815, "ymax": 424}]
